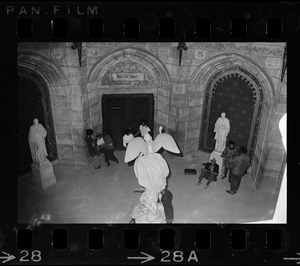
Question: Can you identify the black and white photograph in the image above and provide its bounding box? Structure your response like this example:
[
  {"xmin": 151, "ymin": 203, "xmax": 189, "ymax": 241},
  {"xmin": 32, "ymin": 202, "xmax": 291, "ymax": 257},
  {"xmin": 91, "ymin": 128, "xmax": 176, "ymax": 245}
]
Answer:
[{"xmin": 17, "ymin": 42, "xmax": 287, "ymax": 224}]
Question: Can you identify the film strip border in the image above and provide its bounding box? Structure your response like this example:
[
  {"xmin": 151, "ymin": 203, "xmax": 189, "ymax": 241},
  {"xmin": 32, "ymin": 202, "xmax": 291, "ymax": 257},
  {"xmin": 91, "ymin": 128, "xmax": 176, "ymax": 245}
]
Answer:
[
  {"xmin": 2, "ymin": 2, "xmax": 300, "ymax": 40},
  {"xmin": 15, "ymin": 16, "xmax": 284, "ymax": 39},
  {"xmin": 1, "ymin": 2, "xmax": 298, "ymax": 265},
  {"xmin": 1, "ymin": 225, "xmax": 293, "ymax": 264},
  {"xmin": 16, "ymin": 227, "xmax": 282, "ymax": 250}
]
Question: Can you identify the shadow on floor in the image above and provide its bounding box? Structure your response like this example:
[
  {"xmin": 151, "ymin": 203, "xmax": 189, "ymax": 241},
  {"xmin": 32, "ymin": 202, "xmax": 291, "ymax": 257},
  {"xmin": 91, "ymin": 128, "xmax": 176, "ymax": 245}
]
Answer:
[
  {"xmin": 161, "ymin": 189, "xmax": 174, "ymax": 223},
  {"xmin": 161, "ymin": 165, "xmax": 174, "ymax": 223}
]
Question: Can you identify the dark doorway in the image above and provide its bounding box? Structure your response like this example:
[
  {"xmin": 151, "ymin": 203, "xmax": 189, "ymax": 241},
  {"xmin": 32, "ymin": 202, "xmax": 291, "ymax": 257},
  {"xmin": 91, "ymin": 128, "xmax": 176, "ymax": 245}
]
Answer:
[
  {"xmin": 102, "ymin": 94, "xmax": 154, "ymax": 150},
  {"xmin": 199, "ymin": 70, "xmax": 263, "ymax": 160},
  {"xmin": 17, "ymin": 75, "xmax": 57, "ymax": 177}
]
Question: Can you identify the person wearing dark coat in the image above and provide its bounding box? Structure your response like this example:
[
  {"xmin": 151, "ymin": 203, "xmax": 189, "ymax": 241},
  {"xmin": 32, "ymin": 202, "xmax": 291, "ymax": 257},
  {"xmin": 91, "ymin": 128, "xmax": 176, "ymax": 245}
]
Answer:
[
  {"xmin": 196, "ymin": 158, "xmax": 219, "ymax": 188},
  {"xmin": 220, "ymin": 140, "xmax": 239, "ymax": 180},
  {"xmin": 102, "ymin": 130, "xmax": 119, "ymax": 167},
  {"xmin": 85, "ymin": 129, "xmax": 101, "ymax": 169},
  {"xmin": 226, "ymin": 146, "xmax": 250, "ymax": 194}
]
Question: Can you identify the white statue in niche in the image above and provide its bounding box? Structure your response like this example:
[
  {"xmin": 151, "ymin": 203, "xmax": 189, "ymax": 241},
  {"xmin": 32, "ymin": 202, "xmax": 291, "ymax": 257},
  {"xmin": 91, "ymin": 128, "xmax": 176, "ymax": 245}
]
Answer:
[
  {"xmin": 214, "ymin": 112, "xmax": 230, "ymax": 152},
  {"xmin": 28, "ymin": 118, "xmax": 48, "ymax": 163}
]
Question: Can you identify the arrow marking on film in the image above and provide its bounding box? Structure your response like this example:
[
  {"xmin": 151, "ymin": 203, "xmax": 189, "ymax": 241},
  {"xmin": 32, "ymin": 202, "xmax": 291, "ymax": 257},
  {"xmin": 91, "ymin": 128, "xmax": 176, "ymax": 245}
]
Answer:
[
  {"xmin": 127, "ymin": 252, "xmax": 155, "ymax": 264},
  {"xmin": 283, "ymin": 252, "xmax": 300, "ymax": 264},
  {"xmin": 0, "ymin": 251, "xmax": 16, "ymax": 264}
]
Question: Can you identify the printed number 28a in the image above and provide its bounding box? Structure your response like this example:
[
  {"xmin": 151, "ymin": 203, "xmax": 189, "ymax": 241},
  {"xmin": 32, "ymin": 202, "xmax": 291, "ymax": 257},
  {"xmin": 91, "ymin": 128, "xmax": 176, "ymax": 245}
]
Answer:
[{"xmin": 20, "ymin": 250, "xmax": 42, "ymax": 262}]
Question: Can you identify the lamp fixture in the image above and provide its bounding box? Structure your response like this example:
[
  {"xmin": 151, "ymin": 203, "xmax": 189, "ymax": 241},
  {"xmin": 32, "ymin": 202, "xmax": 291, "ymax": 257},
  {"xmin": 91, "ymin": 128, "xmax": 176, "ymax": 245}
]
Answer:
[
  {"xmin": 177, "ymin": 42, "xmax": 187, "ymax": 66},
  {"xmin": 71, "ymin": 42, "xmax": 82, "ymax": 67}
]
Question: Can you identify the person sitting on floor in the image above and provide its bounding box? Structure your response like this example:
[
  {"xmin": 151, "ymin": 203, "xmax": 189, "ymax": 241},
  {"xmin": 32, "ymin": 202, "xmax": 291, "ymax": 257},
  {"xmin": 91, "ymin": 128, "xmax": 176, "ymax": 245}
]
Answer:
[
  {"xmin": 85, "ymin": 129, "xmax": 101, "ymax": 169},
  {"xmin": 102, "ymin": 130, "xmax": 119, "ymax": 167},
  {"xmin": 196, "ymin": 158, "xmax": 219, "ymax": 189},
  {"xmin": 96, "ymin": 133, "xmax": 105, "ymax": 150},
  {"xmin": 95, "ymin": 132, "xmax": 107, "ymax": 160}
]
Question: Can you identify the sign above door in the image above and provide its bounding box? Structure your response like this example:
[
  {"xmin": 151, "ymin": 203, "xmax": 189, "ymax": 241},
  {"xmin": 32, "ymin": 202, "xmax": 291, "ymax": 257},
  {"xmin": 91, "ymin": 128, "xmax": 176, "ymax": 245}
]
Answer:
[
  {"xmin": 111, "ymin": 72, "xmax": 145, "ymax": 81},
  {"xmin": 102, "ymin": 59, "xmax": 154, "ymax": 87}
]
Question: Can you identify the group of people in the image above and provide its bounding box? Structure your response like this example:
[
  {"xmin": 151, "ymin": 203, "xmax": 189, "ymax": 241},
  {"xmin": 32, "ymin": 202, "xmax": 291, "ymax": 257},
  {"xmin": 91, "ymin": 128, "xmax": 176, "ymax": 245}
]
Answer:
[
  {"xmin": 86, "ymin": 117, "xmax": 250, "ymax": 195},
  {"xmin": 86, "ymin": 120, "xmax": 152, "ymax": 169},
  {"xmin": 123, "ymin": 120, "xmax": 151, "ymax": 148},
  {"xmin": 85, "ymin": 129, "xmax": 119, "ymax": 169},
  {"xmin": 197, "ymin": 140, "xmax": 250, "ymax": 194}
]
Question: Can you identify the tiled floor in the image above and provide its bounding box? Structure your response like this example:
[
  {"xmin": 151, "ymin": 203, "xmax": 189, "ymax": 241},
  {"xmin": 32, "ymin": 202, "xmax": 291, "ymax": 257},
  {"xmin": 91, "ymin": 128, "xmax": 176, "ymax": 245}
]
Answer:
[{"xmin": 18, "ymin": 151, "xmax": 279, "ymax": 224}]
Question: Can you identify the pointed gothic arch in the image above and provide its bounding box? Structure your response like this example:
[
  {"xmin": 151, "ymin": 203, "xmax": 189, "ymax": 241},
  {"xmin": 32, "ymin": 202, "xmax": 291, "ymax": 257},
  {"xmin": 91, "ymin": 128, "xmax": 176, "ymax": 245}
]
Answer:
[
  {"xmin": 18, "ymin": 53, "xmax": 68, "ymax": 88},
  {"xmin": 87, "ymin": 47, "xmax": 171, "ymax": 86},
  {"xmin": 190, "ymin": 53, "xmax": 276, "ymax": 184},
  {"xmin": 18, "ymin": 68, "xmax": 58, "ymax": 162},
  {"xmin": 17, "ymin": 52, "xmax": 69, "ymax": 170},
  {"xmin": 86, "ymin": 47, "xmax": 172, "ymax": 134},
  {"xmin": 199, "ymin": 65, "xmax": 264, "ymax": 160}
]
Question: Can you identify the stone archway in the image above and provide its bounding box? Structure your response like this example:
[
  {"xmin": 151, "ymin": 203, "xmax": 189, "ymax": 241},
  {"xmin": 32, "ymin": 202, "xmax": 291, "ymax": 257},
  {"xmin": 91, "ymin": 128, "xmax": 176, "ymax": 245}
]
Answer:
[
  {"xmin": 18, "ymin": 69, "xmax": 58, "ymax": 165},
  {"xmin": 199, "ymin": 66, "xmax": 264, "ymax": 161},
  {"xmin": 86, "ymin": 47, "xmax": 172, "ymax": 136},
  {"xmin": 189, "ymin": 53, "xmax": 276, "ymax": 185},
  {"xmin": 18, "ymin": 53, "xmax": 69, "ymax": 88},
  {"xmin": 17, "ymin": 52, "xmax": 73, "ymax": 167}
]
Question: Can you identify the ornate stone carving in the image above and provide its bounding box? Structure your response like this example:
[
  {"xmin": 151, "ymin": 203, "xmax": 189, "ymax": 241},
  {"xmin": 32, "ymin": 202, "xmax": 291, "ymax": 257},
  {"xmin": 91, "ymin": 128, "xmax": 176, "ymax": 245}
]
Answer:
[
  {"xmin": 102, "ymin": 59, "xmax": 155, "ymax": 87},
  {"xmin": 192, "ymin": 43, "xmax": 284, "ymax": 57},
  {"xmin": 87, "ymin": 42, "xmax": 284, "ymax": 57},
  {"xmin": 194, "ymin": 49, "xmax": 206, "ymax": 59},
  {"xmin": 19, "ymin": 42, "xmax": 284, "ymax": 58}
]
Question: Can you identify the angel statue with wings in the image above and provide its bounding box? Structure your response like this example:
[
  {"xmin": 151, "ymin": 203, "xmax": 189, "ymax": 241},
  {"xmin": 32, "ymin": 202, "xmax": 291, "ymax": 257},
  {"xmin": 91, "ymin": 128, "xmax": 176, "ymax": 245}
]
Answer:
[{"xmin": 125, "ymin": 126, "xmax": 180, "ymax": 223}]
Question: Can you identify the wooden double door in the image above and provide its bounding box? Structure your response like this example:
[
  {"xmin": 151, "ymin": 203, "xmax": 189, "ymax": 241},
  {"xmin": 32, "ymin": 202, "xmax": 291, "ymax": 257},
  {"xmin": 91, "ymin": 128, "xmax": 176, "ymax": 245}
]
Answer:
[{"xmin": 102, "ymin": 94, "xmax": 154, "ymax": 150}]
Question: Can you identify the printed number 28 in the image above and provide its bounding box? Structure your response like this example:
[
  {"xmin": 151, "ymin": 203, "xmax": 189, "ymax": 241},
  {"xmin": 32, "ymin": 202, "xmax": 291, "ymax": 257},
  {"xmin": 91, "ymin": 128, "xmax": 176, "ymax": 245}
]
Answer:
[
  {"xmin": 20, "ymin": 250, "xmax": 42, "ymax": 262},
  {"xmin": 161, "ymin": 251, "xmax": 184, "ymax": 263}
]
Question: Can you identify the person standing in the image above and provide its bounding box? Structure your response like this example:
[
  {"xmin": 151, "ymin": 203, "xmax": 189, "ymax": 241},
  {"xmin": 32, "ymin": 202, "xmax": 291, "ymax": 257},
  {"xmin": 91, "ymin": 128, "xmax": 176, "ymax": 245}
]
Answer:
[
  {"xmin": 214, "ymin": 112, "xmax": 230, "ymax": 152},
  {"xmin": 226, "ymin": 146, "xmax": 250, "ymax": 194},
  {"xmin": 197, "ymin": 158, "xmax": 219, "ymax": 189},
  {"xmin": 85, "ymin": 129, "xmax": 101, "ymax": 169},
  {"xmin": 123, "ymin": 127, "xmax": 134, "ymax": 148},
  {"xmin": 102, "ymin": 130, "xmax": 119, "ymax": 167},
  {"xmin": 220, "ymin": 140, "xmax": 239, "ymax": 180},
  {"xmin": 135, "ymin": 120, "xmax": 151, "ymax": 137}
]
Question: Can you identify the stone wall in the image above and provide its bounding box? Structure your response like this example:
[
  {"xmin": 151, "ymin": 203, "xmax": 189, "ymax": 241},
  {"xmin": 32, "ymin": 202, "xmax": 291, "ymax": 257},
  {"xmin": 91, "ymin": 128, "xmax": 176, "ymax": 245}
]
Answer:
[
  {"xmin": 248, "ymin": 53, "xmax": 287, "ymax": 194},
  {"xmin": 18, "ymin": 42, "xmax": 287, "ymax": 195}
]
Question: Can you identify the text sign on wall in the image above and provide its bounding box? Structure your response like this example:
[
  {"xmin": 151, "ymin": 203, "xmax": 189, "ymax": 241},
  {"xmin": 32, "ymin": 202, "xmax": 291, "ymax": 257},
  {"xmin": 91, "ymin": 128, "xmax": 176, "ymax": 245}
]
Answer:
[{"xmin": 112, "ymin": 73, "xmax": 145, "ymax": 81}]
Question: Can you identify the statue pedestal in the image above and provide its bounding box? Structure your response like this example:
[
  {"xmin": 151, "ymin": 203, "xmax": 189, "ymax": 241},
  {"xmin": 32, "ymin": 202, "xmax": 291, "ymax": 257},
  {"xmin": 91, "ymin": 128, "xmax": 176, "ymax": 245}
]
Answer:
[
  {"xmin": 209, "ymin": 151, "xmax": 224, "ymax": 178},
  {"xmin": 31, "ymin": 160, "xmax": 57, "ymax": 190}
]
